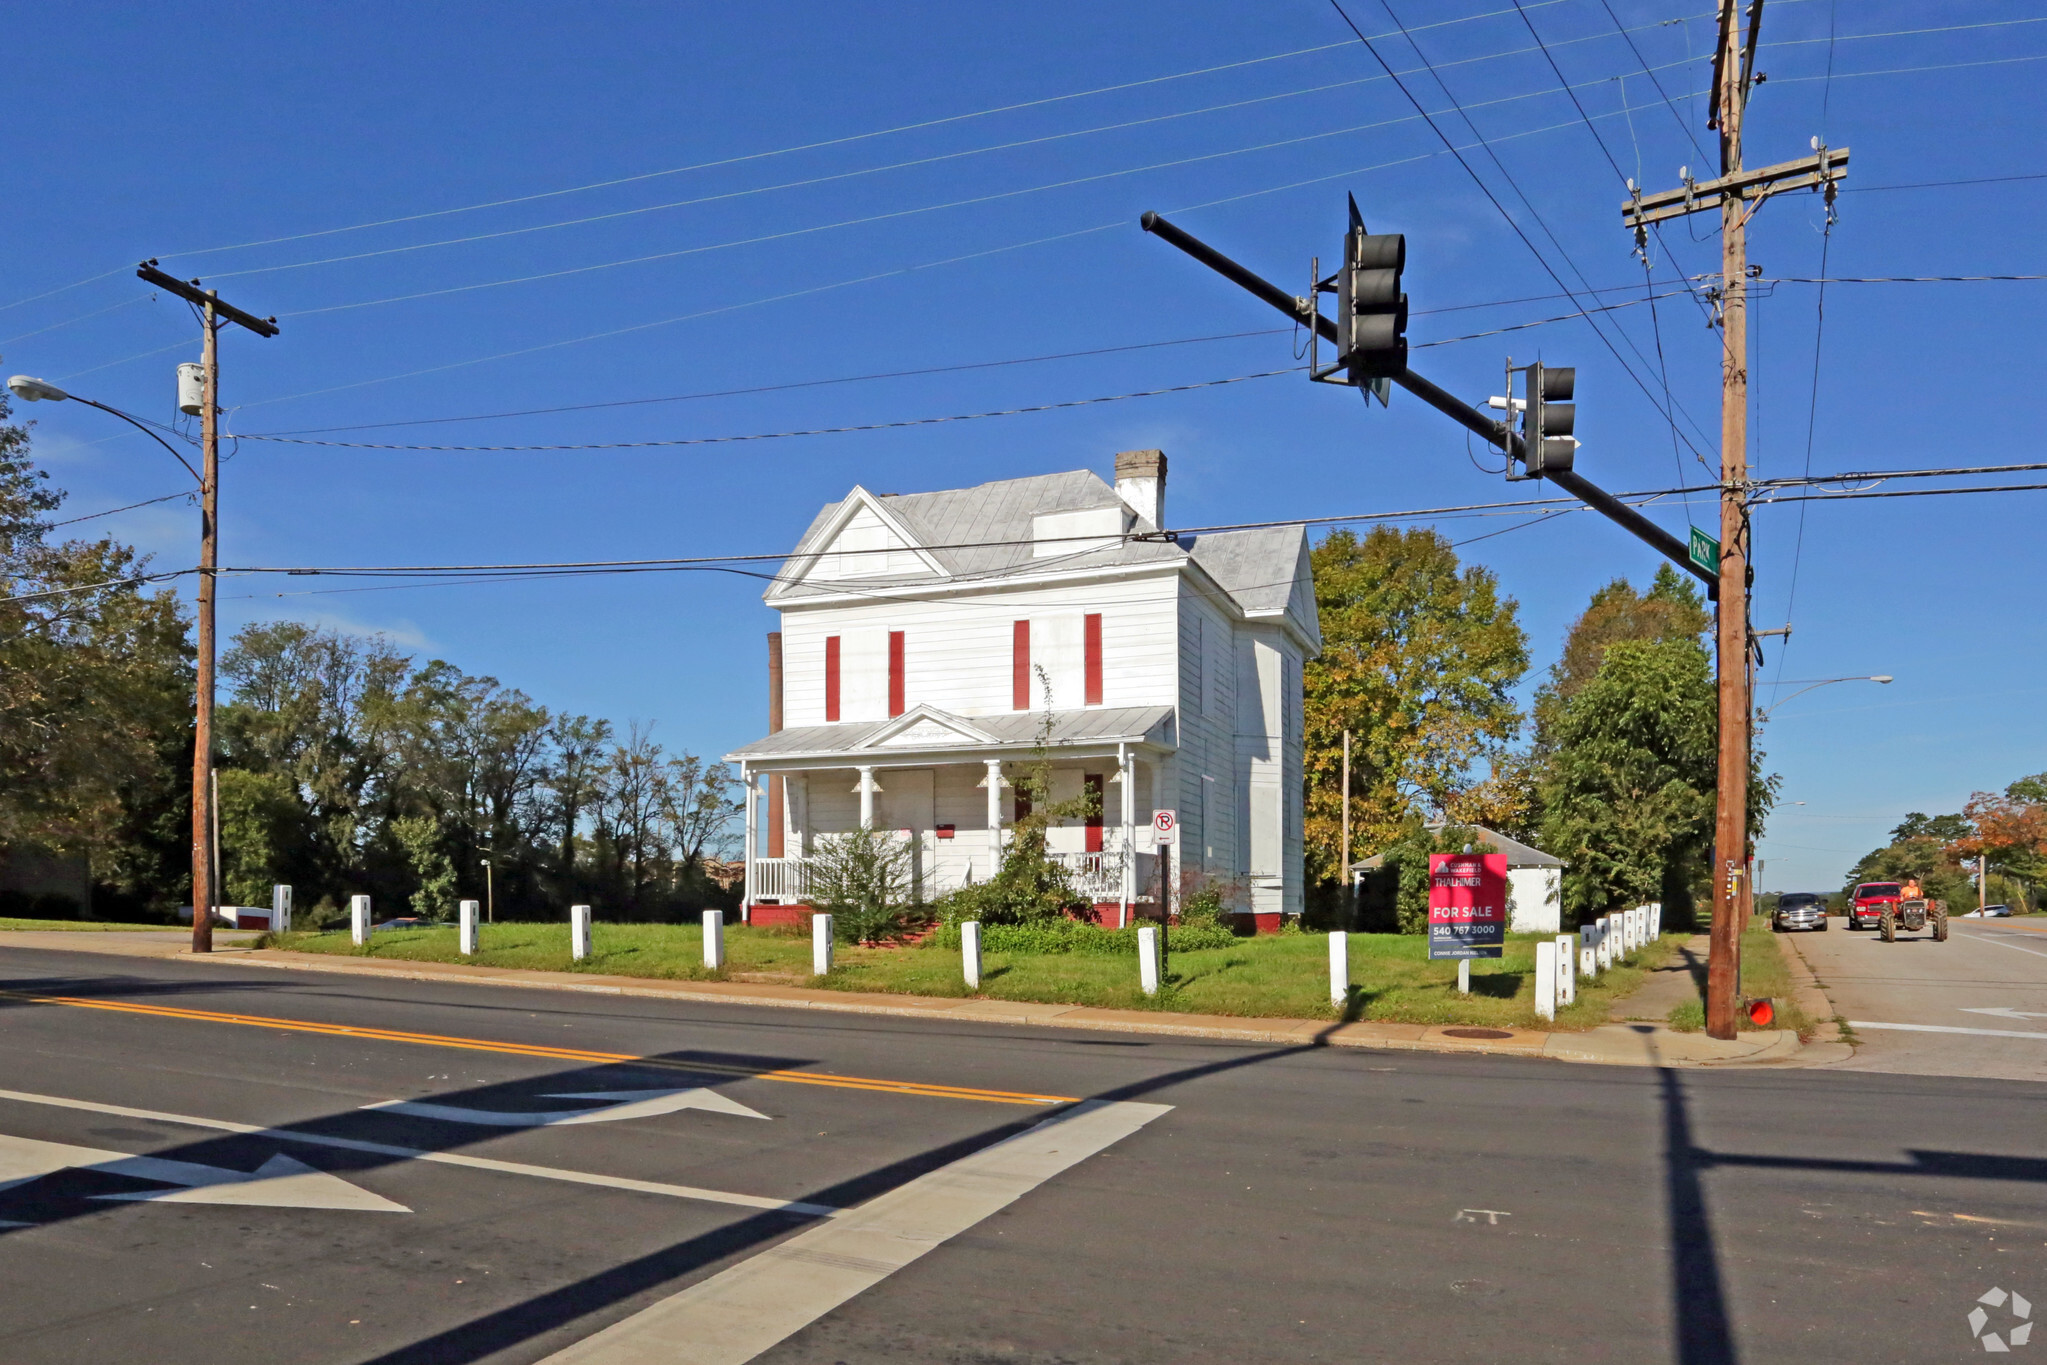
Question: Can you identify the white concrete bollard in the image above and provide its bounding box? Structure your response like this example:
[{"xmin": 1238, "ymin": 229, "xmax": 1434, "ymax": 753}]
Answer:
[
  {"xmin": 1329, "ymin": 930, "xmax": 1349, "ymax": 1006},
  {"xmin": 570, "ymin": 904, "xmax": 592, "ymax": 961},
  {"xmin": 1457, "ymin": 958, "xmax": 1472, "ymax": 995},
  {"xmin": 1534, "ymin": 939, "xmax": 1558, "ymax": 1020},
  {"xmin": 703, "ymin": 910, "xmax": 725, "ymax": 970},
  {"xmin": 459, "ymin": 899, "xmax": 479, "ymax": 955},
  {"xmin": 811, "ymin": 913, "xmax": 834, "ymax": 975},
  {"xmin": 1620, "ymin": 910, "xmax": 1636, "ymax": 956},
  {"xmin": 1596, "ymin": 916, "xmax": 1612, "ymax": 968},
  {"xmin": 272, "ymin": 884, "xmax": 292, "ymax": 934},
  {"xmin": 1556, "ymin": 934, "xmax": 1577, "ymax": 1006},
  {"xmin": 1137, "ymin": 926, "xmax": 1160, "ymax": 996},
  {"xmin": 962, "ymin": 920, "xmax": 982, "ymax": 991},
  {"xmin": 350, "ymin": 895, "xmax": 371, "ymax": 946},
  {"xmin": 1634, "ymin": 906, "xmax": 1647, "ymax": 950},
  {"xmin": 1649, "ymin": 902, "xmax": 1663, "ymax": 939},
  {"xmin": 1581, "ymin": 943, "xmax": 1598, "ymax": 978}
]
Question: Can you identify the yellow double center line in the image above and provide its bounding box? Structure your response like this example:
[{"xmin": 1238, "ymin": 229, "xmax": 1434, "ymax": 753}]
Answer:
[{"xmin": 13, "ymin": 993, "xmax": 1077, "ymax": 1107}]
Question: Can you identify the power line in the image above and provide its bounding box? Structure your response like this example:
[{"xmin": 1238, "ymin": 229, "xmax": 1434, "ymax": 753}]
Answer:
[
  {"xmin": 46, "ymin": 490, "xmax": 196, "ymax": 527},
  {"xmin": 234, "ymin": 291, "xmax": 1687, "ymax": 440},
  {"xmin": 1326, "ymin": 0, "xmax": 1713, "ymax": 459},
  {"xmin": 1847, "ymin": 172, "xmax": 2047, "ymax": 194},
  {"xmin": 211, "ymin": 16, "xmax": 1688, "ymax": 289},
  {"xmin": 1769, "ymin": 0, "xmax": 1839, "ymax": 703},
  {"xmin": 231, "ymin": 369, "xmax": 1297, "ymax": 451}
]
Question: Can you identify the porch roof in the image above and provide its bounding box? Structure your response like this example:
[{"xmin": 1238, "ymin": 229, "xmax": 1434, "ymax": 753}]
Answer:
[{"xmin": 725, "ymin": 704, "xmax": 1176, "ymax": 765}]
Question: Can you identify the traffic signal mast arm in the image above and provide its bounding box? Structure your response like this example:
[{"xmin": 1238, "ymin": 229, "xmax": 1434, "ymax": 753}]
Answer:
[{"xmin": 1140, "ymin": 211, "xmax": 1716, "ymax": 596}]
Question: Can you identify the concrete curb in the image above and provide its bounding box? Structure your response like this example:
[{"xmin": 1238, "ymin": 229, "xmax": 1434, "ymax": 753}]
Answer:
[
  {"xmin": 1777, "ymin": 928, "xmax": 1849, "ymax": 1055},
  {"xmin": 0, "ymin": 931, "xmax": 1814, "ymax": 1068}
]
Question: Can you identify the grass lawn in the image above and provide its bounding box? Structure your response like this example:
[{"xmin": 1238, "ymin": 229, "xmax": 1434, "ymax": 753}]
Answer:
[
  {"xmin": 0, "ymin": 917, "xmax": 181, "ymax": 932},
  {"xmin": 265, "ymin": 921, "xmax": 1681, "ymax": 1030},
  {"xmin": 1665, "ymin": 916, "xmax": 1817, "ymax": 1036}
]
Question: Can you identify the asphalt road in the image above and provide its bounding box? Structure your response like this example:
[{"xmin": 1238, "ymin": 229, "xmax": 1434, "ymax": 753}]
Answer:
[
  {"xmin": 1792, "ymin": 917, "xmax": 2047, "ymax": 1083},
  {"xmin": 1, "ymin": 943, "xmax": 2044, "ymax": 1365}
]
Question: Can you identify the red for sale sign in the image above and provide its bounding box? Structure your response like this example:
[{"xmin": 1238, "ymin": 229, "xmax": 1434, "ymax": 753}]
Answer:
[{"xmin": 1427, "ymin": 852, "xmax": 1508, "ymax": 960}]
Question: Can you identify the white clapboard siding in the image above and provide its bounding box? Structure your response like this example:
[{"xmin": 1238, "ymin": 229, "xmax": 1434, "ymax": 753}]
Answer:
[{"xmin": 780, "ymin": 573, "xmax": 1180, "ymax": 727}]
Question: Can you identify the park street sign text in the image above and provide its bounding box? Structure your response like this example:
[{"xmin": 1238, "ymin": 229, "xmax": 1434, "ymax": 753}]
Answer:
[{"xmin": 1428, "ymin": 852, "xmax": 1508, "ymax": 960}]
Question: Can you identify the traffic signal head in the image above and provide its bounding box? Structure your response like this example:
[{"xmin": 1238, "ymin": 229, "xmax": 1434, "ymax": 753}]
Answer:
[
  {"xmin": 1337, "ymin": 197, "xmax": 1407, "ymax": 380},
  {"xmin": 1525, "ymin": 363, "xmax": 1576, "ymax": 474}
]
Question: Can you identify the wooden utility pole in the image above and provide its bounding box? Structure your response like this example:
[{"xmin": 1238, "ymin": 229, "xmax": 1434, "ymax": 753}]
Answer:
[
  {"xmin": 1614, "ymin": 1, "xmax": 1846, "ymax": 1040},
  {"xmin": 1707, "ymin": 0, "xmax": 1750, "ymax": 1040},
  {"xmin": 192, "ymin": 298, "xmax": 220, "ymax": 953},
  {"xmin": 135, "ymin": 262, "xmax": 277, "ymax": 954}
]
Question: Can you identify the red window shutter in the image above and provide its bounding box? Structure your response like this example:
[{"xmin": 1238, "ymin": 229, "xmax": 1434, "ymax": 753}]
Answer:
[
  {"xmin": 824, "ymin": 636, "xmax": 841, "ymax": 722},
  {"xmin": 1084, "ymin": 773, "xmax": 1104, "ymax": 853},
  {"xmin": 888, "ymin": 630, "xmax": 906, "ymax": 718},
  {"xmin": 1083, "ymin": 613, "xmax": 1103, "ymax": 706},
  {"xmin": 1012, "ymin": 620, "xmax": 1030, "ymax": 711}
]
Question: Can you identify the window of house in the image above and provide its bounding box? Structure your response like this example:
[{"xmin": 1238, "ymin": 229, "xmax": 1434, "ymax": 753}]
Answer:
[
  {"xmin": 888, "ymin": 630, "xmax": 905, "ymax": 718},
  {"xmin": 1084, "ymin": 613, "xmax": 1103, "ymax": 706},
  {"xmin": 1012, "ymin": 620, "xmax": 1030, "ymax": 711},
  {"xmin": 825, "ymin": 636, "xmax": 841, "ymax": 722}
]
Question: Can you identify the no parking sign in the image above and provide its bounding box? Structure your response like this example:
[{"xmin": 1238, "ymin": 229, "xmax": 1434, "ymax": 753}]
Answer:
[{"xmin": 1151, "ymin": 810, "xmax": 1177, "ymax": 845}]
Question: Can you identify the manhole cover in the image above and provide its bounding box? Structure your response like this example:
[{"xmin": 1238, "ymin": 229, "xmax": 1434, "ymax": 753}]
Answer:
[{"xmin": 1441, "ymin": 1027, "xmax": 1514, "ymax": 1040}]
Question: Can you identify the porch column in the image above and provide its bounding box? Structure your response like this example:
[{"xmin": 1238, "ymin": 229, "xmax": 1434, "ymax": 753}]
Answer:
[
  {"xmin": 739, "ymin": 761, "xmax": 755, "ymax": 924},
  {"xmin": 983, "ymin": 759, "xmax": 1004, "ymax": 838},
  {"xmin": 1117, "ymin": 743, "xmax": 1135, "ymax": 927},
  {"xmin": 855, "ymin": 766, "xmax": 878, "ymax": 829}
]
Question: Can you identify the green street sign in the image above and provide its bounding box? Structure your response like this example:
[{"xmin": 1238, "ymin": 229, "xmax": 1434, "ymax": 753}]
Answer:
[{"xmin": 1689, "ymin": 527, "xmax": 1721, "ymax": 575}]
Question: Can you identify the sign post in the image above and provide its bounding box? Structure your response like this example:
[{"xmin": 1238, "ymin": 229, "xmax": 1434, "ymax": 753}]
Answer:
[
  {"xmin": 1428, "ymin": 853, "xmax": 1508, "ymax": 971},
  {"xmin": 1152, "ymin": 810, "xmax": 1177, "ymax": 981}
]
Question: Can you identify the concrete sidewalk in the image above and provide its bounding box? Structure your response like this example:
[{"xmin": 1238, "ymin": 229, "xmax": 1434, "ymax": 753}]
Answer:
[{"xmin": 0, "ymin": 930, "xmax": 1814, "ymax": 1068}]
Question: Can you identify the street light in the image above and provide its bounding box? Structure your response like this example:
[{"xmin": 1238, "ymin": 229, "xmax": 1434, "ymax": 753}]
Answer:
[
  {"xmin": 1756, "ymin": 675, "xmax": 1892, "ymax": 722},
  {"xmin": 8, "ymin": 376, "xmax": 202, "ymax": 484},
  {"xmin": 480, "ymin": 858, "xmax": 495, "ymax": 924}
]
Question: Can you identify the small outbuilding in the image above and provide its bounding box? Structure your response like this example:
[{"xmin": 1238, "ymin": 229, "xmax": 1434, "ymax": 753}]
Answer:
[{"xmin": 1350, "ymin": 823, "xmax": 1566, "ymax": 934}]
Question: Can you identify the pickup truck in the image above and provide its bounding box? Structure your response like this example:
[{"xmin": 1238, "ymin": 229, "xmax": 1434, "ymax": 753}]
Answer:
[{"xmin": 1849, "ymin": 881, "xmax": 1948, "ymax": 942}]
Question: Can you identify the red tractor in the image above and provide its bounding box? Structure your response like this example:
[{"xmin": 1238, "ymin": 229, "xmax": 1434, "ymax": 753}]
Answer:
[{"xmin": 1849, "ymin": 881, "xmax": 1948, "ymax": 942}]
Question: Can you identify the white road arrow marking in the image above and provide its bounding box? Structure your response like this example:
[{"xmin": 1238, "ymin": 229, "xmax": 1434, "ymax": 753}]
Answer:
[
  {"xmin": 1961, "ymin": 1007, "xmax": 2047, "ymax": 1021},
  {"xmin": 0, "ymin": 1134, "xmax": 407, "ymax": 1212},
  {"xmin": 362, "ymin": 1087, "xmax": 769, "ymax": 1127}
]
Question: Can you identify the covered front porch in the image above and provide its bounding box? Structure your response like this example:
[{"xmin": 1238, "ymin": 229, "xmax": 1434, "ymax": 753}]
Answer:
[{"xmin": 727, "ymin": 704, "xmax": 1177, "ymax": 927}]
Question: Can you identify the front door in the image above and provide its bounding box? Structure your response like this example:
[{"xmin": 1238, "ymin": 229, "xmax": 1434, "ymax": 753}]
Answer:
[{"xmin": 879, "ymin": 768, "xmax": 936, "ymax": 900}]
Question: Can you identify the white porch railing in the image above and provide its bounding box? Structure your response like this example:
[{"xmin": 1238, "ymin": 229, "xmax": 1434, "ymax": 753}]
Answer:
[
  {"xmin": 751, "ymin": 857, "xmax": 811, "ymax": 901},
  {"xmin": 1053, "ymin": 851, "xmax": 1127, "ymax": 901}
]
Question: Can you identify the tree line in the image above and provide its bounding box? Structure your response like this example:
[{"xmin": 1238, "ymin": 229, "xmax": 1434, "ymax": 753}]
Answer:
[
  {"xmin": 0, "ymin": 399, "xmax": 738, "ymax": 924},
  {"xmin": 1304, "ymin": 525, "xmax": 1769, "ymax": 930},
  {"xmin": 1840, "ymin": 776, "xmax": 2046, "ymax": 913}
]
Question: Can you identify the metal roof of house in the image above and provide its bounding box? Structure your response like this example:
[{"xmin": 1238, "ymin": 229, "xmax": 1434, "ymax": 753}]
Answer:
[
  {"xmin": 1350, "ymin": 823, "xmax": 1566, "ymax": 871},
  {"xmin": 769, "ymin": 469, "xmax": 1318, "ymax": 645},
  {"xmin": 725, "ymin": 704, "xmax": 1176, "ymax": 763}
]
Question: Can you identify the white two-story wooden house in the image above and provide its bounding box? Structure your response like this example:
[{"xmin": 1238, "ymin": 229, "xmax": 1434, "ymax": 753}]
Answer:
[{"xmin": 725, "ymin": 450, "xmax": 1320, "ymax": 931}]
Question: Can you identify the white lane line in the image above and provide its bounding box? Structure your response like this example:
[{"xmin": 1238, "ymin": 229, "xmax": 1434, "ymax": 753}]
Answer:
[
  {"xmin": 363, "ymin": 1087, "xmax": 769, "ymax": 1128},
  {"xmin": 0, "ymin": 1087, "xmax": 837, "ymax": 1217},
  {"xmin": 1965, "ymin": 932, "xmax": 2047, "ymax": 961},
  {"xmin": 1850, "ymin": 1021, "xmax": 2047, "ymax": 1040},
  {"xmin": 538, "ymin": 1098, "xmax": 1171, "ymax": 1365}
]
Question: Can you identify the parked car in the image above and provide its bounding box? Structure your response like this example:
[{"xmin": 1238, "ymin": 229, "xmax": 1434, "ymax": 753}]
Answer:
[
  {"xmin": 1773, "ymin": 892, "xmax": 1829, "ymax": 932},
  {"xmin": 1962, "ymin": 904, "xmax": 2013, "ymax": 918},
  {"xmin": 372, "ymin": 916, "xmax": 432, "ymax": 932}
]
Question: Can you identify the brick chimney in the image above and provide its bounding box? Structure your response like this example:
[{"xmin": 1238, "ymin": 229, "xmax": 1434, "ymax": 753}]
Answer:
[{"xmin": 1114, "ymin": 448, "xmax": 1166, "ymax": 529}]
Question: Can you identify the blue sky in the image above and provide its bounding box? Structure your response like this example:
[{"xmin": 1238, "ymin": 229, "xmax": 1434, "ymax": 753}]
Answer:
[{"xmin": 4, "ymin": 1, "xmax": 2042, "ymax": 891}]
